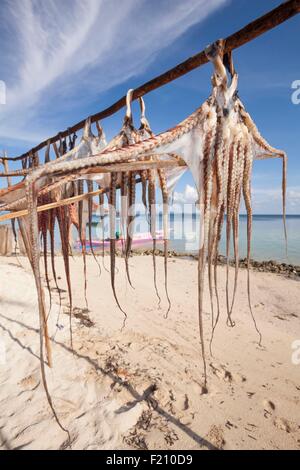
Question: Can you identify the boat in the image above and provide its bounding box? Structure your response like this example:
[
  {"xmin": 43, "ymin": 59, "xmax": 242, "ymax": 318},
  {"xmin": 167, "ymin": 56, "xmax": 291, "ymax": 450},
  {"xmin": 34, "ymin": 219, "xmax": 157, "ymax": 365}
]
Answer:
[{"xmin": 75, "ymin": 230, "xmax": 164, "ymax": 249}]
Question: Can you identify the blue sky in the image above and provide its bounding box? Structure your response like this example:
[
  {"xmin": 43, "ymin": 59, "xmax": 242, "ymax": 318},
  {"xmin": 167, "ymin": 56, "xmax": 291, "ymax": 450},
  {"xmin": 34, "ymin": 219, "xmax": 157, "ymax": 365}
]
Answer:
[{"xmin": 0, "ymin": 0, "xmax": 299, "ymax": 213}]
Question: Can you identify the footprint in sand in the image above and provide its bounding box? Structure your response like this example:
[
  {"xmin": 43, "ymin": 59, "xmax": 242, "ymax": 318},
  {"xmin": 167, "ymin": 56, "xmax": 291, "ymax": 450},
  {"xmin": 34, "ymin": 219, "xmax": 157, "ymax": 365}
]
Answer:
[
  {"xmin": 263, "ymin": 400, "xmax": 276, "ymax": 418},
  {"xmin": 274, "ymin": 315, "xmax": 289, "ymax": 322},
  {"xmin": 210, "ymin": 363, "xmax": 247, "ymax": 384},
  {"xmin": 182, "ymin": 394, "xmax": 189, "ymax": 411},
  {"xmin": 210, "ymin": 363, "xmax": 233, "ymax": 383},
  {"xmin": 174, "ymin": 393, "xmax": 190, "ymax": 412}
]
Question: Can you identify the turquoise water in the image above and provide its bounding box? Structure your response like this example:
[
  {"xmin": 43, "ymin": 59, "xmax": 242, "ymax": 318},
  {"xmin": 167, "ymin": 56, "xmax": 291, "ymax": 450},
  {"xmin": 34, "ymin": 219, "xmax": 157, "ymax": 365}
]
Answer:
[{"xmin": 85, "ymin": 214, "xmax": 300, "ymax": 265}]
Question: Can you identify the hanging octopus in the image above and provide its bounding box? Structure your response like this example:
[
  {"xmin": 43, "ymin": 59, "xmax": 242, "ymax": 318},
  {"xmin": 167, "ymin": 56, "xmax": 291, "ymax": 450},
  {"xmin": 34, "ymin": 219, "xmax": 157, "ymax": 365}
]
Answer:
[
  {"xmin": 23, "ymin": 41, "xmax": 287, "ymax": 433},
  {"xmin": 137, "ymin": 96, "xmax": 171, "ymax": 312}
]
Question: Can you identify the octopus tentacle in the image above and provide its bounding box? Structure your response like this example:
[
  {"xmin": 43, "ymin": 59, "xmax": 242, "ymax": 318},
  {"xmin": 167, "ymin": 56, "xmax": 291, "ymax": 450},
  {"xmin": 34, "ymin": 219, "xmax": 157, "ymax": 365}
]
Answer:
[
  {"xmin": 125, "ymin": 172, "xmax": 136, "ymax": 288},
  {"xmin": 56, "ymin": 205, "xmax": 73, "ymax": 348},
  {"xmin": 207, "ymin": 116, "xmax": 223, "ymax": 346},
  {"xmin": 240, "ymin": 104, "xmax": 287, "ymax": 251},
  {"xmin": 38, "ymin": 195, "xmax": 52, "ymax": 313},
  {"xmin": 243, "ymin": 136, "xmax": 262, "ymax": 346},
  {"xmin": 77, "ymin": 180, "xmax": 88, "ymax": 307},
  {"xmin": 110, "ymin": 172, "xmax": 127, "ymax": 323},
  {"xmin": 207, "ymin": 210, "xmax": 217, "ymax": 341},
  {"xmin": 48, "ymin": 208, "xmax": 62, "ymax": 311},
  {"xmin": 138, "ymin": 97, "xmax": 153, "ymax": 218},
  {"xmin": 87, "ymin": 179, "xmax": 101, "ymax": 275},
  {"xmin": 158, "ymin": 168, "xmax": 171, "ymax": 317},
  {"xmin": 140, "ymin": 170, "xmax": 148, "ymax": 214},
  {"xmin": 209, "ymin": 130, "xmax": 230, "ymax": 351},
  {"xmin": 25, "ymin": 180, "xmax": 69, "ymax": 438},
  {"xmin": 282, "ymin": 152, "xmax": 287, "ymax": 253},
  {"xmin": 229, "ymin": 130, "xmax": 246, "ymax": 316},
  {"xmin": 99, "ymin": 191, "xmax": 109, "ymax": 272},
  {"xmin": 148, "ymin": 168, "xmax": 161, "ymax": 306},
  {"xmin": 198, "ymin": 109, "xmax": 217, "ymax": 387},
  {"xmin": 225, "ymin": 136, "xmax": 238, "ymax": 328},
  {"xmin": 120, "ymin": 172, "xmax": 129, "ymax": 256},
  {"xmin": 209, "ymin": 202, "xmax": 225, "ymax": 353}
]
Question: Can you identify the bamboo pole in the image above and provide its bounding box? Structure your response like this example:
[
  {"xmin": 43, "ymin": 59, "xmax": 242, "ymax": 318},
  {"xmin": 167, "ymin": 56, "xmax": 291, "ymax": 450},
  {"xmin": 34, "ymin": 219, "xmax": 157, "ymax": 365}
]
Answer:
[
  {"xmin": 0, "ymin": 174, "xmax": 152, "ymax": 222},
  {"xmin": 0, "ymin": 188, "xmax": 110, "ymax": 222},
  {"xmin": 4, "ymin": 0, "xmax": 300, "ymax": 163}
]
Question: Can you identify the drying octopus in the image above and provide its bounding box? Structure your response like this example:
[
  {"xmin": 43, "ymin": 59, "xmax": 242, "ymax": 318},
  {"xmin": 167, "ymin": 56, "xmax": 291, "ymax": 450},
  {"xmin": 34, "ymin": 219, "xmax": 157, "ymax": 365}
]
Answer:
[
  {"xmin": 45, "ymin": 89, "xmax": 172, "ymax": 317},
  {"xmin": 0, "ymin": 92, "xmax": 174, "ymax": 434},
  {"xmin": 1, "ymin": 91, "xmax": 171, "ymax": 319},
  {"xmin": 20, "ymin": 42, "xmax": 287, "ymax": 434},
  {"xmin": 105, "ymin": 89, "xmax": 171, "ymax": 311},
  {"xmin": 0, "ymin": 121, "xmax": 108, "ymax": 324}
]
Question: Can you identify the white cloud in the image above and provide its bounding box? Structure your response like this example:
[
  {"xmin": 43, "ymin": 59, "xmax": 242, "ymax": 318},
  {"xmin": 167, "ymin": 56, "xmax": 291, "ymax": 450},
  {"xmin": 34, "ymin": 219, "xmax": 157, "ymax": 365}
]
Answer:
[
  {"xmin": 246, "ymin": 186, "xmax": 300, "ymax": 214},
  {"xmin": 0, "ymin": 0, "xmax": 228, "ymax": 143},
  {"xmin": 172, "ymin": 184, "xmax": 300, "ymax": 214},
  {"xmin": 173, "ymin": 184, "xmax": 198, "ymax": 204}
]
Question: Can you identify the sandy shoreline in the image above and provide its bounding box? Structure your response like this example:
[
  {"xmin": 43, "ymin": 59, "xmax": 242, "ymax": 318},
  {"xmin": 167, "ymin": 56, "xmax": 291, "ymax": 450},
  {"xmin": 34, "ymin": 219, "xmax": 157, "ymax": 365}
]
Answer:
[
  {"xmin": 0, "ymin": 254, "xmax": 299, "ymax": 450},
  {"xmin": 131, "ymin": 249, "xmax": 300, "ymax": 279}
]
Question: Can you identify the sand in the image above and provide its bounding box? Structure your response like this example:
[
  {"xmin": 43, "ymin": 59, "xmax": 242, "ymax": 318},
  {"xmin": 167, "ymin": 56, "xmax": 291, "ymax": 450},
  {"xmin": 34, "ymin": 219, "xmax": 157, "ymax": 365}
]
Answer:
[{"xmin": 0, "ymin": 254, "xmax": 299, "ymax": 450}]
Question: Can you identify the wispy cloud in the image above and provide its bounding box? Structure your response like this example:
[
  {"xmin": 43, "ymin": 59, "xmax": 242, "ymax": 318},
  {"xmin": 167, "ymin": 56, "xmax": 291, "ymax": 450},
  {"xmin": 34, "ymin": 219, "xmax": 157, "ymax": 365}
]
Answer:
[{"xmin": 0, "ymin": 0, "xmax": 228, "ymax": 143}]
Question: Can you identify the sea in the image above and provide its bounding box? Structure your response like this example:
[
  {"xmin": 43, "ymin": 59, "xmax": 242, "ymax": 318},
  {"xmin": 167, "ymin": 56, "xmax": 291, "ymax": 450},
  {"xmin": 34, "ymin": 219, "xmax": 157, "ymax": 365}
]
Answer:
[{"xmin": 83, "ymin": 213, "xmax": 300, "ymax": 265}]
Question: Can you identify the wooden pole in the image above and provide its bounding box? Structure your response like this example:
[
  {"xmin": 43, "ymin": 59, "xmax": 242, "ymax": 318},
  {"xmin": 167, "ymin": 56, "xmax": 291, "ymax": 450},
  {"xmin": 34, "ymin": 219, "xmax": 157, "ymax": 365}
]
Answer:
[
  {"xmin": 1, "ymin": 152, "xmax": 12, "ymax": 186},
  {"xmin": 0, "ymin": 152, "xmax": 14, "ymax": 255},
  {"xmin": 4, "ymin": 0, "xmax": 300, "ymax": 163}
]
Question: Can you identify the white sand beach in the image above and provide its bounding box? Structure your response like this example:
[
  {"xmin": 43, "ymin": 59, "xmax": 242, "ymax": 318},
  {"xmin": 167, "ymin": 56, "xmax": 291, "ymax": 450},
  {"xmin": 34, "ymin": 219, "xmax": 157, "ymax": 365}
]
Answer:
[{"xmin": 0, "ymin": 254, "xmax": 299, "ymax": 450}]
